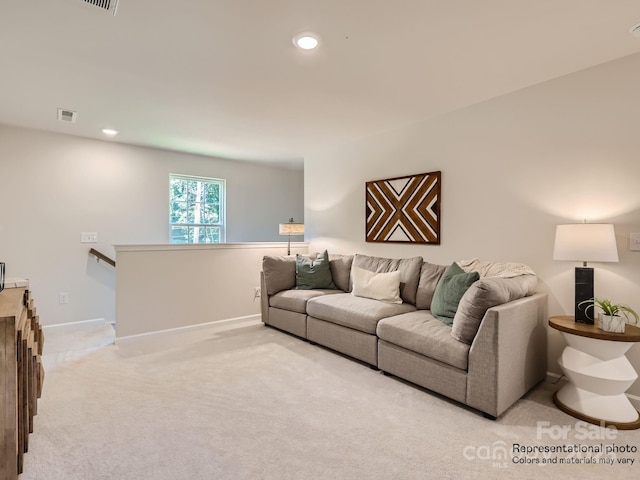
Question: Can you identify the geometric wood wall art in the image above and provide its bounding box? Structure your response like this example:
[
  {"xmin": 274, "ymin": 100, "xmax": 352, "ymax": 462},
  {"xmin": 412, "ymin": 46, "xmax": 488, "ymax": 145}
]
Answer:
[{"xmin": 365, "ymin": 171, "xmax": 441, "ymax": 244}]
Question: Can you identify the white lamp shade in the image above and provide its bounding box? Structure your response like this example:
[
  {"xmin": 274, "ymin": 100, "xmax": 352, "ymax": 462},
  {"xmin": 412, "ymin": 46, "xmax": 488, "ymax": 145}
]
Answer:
[
  {"xmin": 279, "ymin": 223, "xmax": 304, "ymax": 235},
  {"xmin": 553, "ymin": 224, "xmax": 619, "ymax": 263}
]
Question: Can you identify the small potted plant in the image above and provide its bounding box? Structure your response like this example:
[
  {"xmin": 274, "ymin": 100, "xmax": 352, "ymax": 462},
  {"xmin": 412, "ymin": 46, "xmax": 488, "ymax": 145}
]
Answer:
[{"xmin": 578, "ymin": 298, "xmax": 639, "ymax": 333}]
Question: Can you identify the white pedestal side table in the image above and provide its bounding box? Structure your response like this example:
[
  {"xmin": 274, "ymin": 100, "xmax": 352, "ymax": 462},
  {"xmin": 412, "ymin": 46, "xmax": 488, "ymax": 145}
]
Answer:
[{"xmin": 549, "ymin": 315, "xmax": 640, "ymax": 430}]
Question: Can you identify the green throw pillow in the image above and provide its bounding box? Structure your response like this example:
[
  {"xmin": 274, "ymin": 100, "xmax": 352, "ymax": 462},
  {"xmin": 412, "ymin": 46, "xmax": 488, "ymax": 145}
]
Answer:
[
  {"xmin": 431, "ymin": 262, "xmax": 479, "ymax": 325},
  {"xmin": 295, "ymin": 250, "xmax": 337, "ymax": 290}
]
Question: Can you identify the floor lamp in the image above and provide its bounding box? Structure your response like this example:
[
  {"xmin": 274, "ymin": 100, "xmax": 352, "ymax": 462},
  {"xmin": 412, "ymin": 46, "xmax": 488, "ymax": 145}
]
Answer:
[
  {"xmin": 279, "ymin": 218, "xmax": 304, "ymax": 255},
  {"xmin": 553, "ymin": 223, "xmax": 619, "ymax": 323}
]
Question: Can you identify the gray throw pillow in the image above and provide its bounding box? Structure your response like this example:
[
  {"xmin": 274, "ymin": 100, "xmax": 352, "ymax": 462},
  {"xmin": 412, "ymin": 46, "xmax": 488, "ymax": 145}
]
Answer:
[
  {"xmin": 431, "ymin": 262, "xmax": 479, "ymax": 325},
  {"xmin": 296, "ymin": 250, "xmax": 336, "ymax": 290}
]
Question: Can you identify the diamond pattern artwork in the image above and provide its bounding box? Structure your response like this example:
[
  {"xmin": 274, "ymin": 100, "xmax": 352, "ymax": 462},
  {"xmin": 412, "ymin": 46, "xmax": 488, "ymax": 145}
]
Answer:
[{"xmin": 366, "ymin": 171, "xmax": 441, "ymax": 244}]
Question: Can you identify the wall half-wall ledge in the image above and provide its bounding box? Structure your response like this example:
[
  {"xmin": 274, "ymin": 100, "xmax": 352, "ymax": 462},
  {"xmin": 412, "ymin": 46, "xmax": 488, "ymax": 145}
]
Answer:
[
  {"xmin": 114, "ymin": 242, "xmax": 309, "ymax": 338},
  {"xmin": 114, "ymin": 242, "xmax": 309, "ymax": 252}
]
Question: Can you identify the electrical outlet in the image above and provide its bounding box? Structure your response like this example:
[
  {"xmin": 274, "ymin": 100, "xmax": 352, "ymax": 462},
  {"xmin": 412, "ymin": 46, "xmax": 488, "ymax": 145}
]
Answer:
[
  {"xmin": 254, "ymin": 287, "xmax": 261, "ymax": 298},
  {"xmin": 81, "ymin": 232, "xmax": 98, "ymax": 243},
  {"xmin": 59, "ymin": 292, "xmax": 69, "ymax": 304}
]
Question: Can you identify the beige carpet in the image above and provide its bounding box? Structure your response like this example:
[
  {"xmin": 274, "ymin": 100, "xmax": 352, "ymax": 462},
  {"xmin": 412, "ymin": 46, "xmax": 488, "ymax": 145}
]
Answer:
[{"xmin": 21, "ymin": 319, "xmax": 640, "ymax": 480}]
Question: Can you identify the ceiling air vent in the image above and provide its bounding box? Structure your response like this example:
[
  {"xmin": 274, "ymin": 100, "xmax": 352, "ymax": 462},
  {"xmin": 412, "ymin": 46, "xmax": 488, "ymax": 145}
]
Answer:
[
  {"xmin": 57, "ymin": 108, "xmax": 78, "ymax": 123},
  {"xmin": 82, "ymin": 0, "xmax": 119, "ymax": 16}
]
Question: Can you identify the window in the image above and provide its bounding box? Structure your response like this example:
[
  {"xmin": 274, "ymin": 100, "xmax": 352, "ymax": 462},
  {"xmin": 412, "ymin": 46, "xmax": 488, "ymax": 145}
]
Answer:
[{"xmin": 169, "ymin": 174, "xmax": 225, "ymax": 244}]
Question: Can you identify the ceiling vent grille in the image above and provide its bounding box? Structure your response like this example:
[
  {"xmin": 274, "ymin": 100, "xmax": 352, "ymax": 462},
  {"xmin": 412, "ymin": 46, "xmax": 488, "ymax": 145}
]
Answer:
[
  {"xmin": 82, "ymin": 0, "xmax": 119, "ymax": 16},
  {"xmin": 57, "ymin": 108, "xmax": 78, "ymax": 123}
]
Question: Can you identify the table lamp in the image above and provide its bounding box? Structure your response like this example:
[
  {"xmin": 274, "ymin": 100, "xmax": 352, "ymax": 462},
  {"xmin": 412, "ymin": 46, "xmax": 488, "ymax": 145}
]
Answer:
[
  {"xmin": 279, "ymin": 218, "xmax": 304, "ymax": 255},
  {"xmin": 553, "ymin": 223, "xmax": 618, "ymax": 323}
]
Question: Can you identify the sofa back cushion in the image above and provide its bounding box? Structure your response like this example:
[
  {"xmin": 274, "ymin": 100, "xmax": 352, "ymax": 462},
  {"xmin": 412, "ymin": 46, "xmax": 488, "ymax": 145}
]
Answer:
[
  {"xmin": 415, "ymin": 262, "xmax": 447, "ymax": 310},
  {"xmin": 451, "ymin": 274, "xmax": 538, "ymax": 344},
  {"xmin": 263, "ymin": 253, "xmax": 353, "ymax": 295},
  {"xmin": 262, "ymin": 255, "xmax": 296, "ymax": 295},
  {"xmin": 328, "ymin": 254, "xmax": 353, "ymax": 292},
  {"xmin": 351, "ymin": 254, "xmax": 422, "ymax": 305}
]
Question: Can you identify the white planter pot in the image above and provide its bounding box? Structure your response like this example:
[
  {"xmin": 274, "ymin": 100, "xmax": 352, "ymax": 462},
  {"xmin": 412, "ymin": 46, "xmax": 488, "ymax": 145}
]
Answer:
[{"xmin": 599, "ymin": 314, "xmax": 625, "ymax": 333}]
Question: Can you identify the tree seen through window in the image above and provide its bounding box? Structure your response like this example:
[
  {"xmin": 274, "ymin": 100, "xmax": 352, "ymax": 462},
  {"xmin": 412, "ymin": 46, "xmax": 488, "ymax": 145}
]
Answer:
[{"xmin": 169, "ymin": 174, "xmax": 225, "ymax": 243}]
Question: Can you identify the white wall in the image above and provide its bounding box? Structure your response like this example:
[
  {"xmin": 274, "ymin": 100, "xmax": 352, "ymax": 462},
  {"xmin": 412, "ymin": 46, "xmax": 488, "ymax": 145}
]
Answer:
[
  {"xmin": 114, "ymin": 243, "xmax": 309, "ymax": 338},
  {"xmin": 305, "ymin": 52, "xmax": 640, "ymax": 398},
  {"xmin": 0, "ymin": 124, "xmax": 303, "ymax": 326}
]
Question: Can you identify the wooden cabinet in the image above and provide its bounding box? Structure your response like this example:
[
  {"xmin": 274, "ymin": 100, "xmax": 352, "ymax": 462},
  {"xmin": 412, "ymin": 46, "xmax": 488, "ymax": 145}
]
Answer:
[{"xmin": 1, "ymin": 287, "xmax": 44, "ymax": 479}]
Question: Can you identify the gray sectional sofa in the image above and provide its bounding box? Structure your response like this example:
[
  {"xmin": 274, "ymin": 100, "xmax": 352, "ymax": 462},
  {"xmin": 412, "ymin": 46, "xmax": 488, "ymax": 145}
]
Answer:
[{"xmin": 260, "ymin": 253, "xmax": 547, "ymax": 418}]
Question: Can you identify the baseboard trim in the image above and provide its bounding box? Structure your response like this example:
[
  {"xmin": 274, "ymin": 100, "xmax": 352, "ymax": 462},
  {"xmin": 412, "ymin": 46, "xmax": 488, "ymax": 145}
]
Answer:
[
  {"xmin": 545, "ymin": 371, "xmax": 563, "ymax": 383},
  {"xmin": 114, "ymin": 314, "xmax": 261, "ymax": 344},
  {"xmin": 43, "ymin": 318, "xmax": 107, "ymax": 329}
]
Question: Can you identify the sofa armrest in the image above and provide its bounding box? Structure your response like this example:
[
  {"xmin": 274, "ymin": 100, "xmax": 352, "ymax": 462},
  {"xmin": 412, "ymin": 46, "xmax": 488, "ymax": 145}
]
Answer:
[
  {"xmin": 260, "ymin": 271, "xmax": 269, "ymax": 324},
  {"xmin": 466, "ymin": 292, "xmax": 547, "ymax": 418}
]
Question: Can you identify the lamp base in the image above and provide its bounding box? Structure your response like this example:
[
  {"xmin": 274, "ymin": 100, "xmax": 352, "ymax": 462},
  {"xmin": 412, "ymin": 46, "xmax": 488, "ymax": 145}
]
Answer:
[{"xmin": 575, "ymin": 266, "xmax": 594, "ymax": 324}]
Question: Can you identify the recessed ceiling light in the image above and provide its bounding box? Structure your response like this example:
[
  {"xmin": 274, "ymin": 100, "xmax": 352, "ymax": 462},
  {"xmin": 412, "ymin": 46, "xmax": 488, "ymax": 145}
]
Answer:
[
  {"xmin": 101, "ymin": 128, "xmax": 119, "ymax": 136},
  {"xmin": 293, "ymin": 33, "xmax": 320, "ymax": 50}
]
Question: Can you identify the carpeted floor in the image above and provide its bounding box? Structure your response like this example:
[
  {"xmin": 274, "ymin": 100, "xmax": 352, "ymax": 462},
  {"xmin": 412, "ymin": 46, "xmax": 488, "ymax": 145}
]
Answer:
[{"xmin": 21, "ymin": 319, "xmax": 640, "ymax": 480}]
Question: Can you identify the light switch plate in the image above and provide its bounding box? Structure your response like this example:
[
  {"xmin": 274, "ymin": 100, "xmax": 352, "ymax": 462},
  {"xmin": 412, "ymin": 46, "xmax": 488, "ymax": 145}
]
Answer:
[
  {"xmin": 81, "ymin": 232, "xmax": 98, "ymax": 243},
  {"xmin": 630, "ymin": 232, "xmax": 640, "ymax": 251}
]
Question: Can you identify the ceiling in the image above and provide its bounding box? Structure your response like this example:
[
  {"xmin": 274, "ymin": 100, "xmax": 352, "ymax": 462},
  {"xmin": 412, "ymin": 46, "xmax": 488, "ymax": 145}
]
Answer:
[{"xmin": 2, "ymin": 1, "xmax": 640, "ymax": 169}]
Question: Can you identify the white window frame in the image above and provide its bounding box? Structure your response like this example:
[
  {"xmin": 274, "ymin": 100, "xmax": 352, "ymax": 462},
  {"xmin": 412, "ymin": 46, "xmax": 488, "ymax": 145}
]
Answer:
[{"xmin": 169, "ymin": 174, "xmax": 226, "ymax": 244}]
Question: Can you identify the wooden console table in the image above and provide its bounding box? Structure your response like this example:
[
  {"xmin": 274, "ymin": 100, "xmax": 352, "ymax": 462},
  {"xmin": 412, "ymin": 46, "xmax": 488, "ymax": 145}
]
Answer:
[
  {"xmin": 549, "ymin": 315, "xmax": 640, "ymax": 430},
  {"xmin": 1, "ymin": 286, "xmax": 45, "ymax": 479}
]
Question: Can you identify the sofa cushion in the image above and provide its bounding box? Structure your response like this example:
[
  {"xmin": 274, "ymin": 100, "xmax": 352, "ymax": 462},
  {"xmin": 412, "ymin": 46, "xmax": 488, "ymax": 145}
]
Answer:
[
  {"xmin": 415, "ymin": 262, "xmax": 447, "ymax": 310},
  {"xmin": 270, "ymin": 289, "xmax": 342, "ymax": 314},
  {"xmin": 352, "ymin": 254, "xmax": 422, "ymax": 305},
  {"xmin": 351, "ymin": 267, "xmax": 402, "ymax": 304},
  {"xmin": 377, "ymin": 311, "xmax": 470, "ymax": 370},
  {"xmin": 451, "ymin": 274, "xmax": 537, "ymax": 344},
  {"xmin": 328, "ymin": 254, "xmax": 353, "ymax": 292},
  {"xmin": 431, "ymin": 262, "xmax": 479, "ymax": 325},
  {"xmin": 262, "ymin": 255, "xmax": 296, "ymax": 295},
  {"xmin": 307, "ymin": 293, "xmax": 416, "ymax": 334},
  {"xmin": 296, "ymin": 250, "xmax": 336, "ymax": 290}
]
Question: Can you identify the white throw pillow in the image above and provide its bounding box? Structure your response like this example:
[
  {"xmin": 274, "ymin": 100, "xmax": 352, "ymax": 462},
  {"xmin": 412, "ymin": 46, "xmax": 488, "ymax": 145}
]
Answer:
[{"xmin": 351, "ymin": 266, "xmax": 402, "ymax": 304}]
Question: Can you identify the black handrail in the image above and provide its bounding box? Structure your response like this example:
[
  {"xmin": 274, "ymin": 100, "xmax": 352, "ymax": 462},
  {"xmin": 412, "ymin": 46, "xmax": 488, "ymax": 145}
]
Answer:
[{"xmin": 89, "ymin": 248, "xmax": 116, "ymax": 268}]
